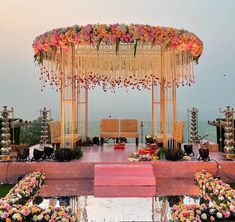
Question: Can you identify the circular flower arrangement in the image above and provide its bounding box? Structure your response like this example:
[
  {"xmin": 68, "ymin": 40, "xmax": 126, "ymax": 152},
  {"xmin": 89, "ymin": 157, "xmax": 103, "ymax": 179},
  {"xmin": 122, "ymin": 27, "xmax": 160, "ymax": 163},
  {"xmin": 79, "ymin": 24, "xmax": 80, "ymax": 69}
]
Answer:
[{"xmin": 33, "ymin": 23, "xmax": 203, "ymax": 63}]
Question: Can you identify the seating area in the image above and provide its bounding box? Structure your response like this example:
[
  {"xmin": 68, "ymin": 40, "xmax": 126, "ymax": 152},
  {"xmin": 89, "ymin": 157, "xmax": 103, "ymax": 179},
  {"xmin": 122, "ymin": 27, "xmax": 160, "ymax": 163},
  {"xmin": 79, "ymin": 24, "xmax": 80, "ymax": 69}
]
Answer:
[
  {"xmin": 50, "ymin": 121, "xmax": 81, "ymax": 147},
  {"xmin": 100, "ymin": 119, "xmax": 139, "ymax": 146},
  {"xmin": 154, "ymin": 120, "xmax": 185, "ymax": 147}
]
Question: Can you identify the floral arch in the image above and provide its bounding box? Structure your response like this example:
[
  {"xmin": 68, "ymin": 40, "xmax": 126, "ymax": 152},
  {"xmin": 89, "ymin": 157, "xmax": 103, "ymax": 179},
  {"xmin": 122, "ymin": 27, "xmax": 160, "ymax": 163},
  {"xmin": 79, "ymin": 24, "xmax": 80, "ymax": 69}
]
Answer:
[{"xmin": 33, "ymin": 24, "xmax": 203, "ymax": 148}]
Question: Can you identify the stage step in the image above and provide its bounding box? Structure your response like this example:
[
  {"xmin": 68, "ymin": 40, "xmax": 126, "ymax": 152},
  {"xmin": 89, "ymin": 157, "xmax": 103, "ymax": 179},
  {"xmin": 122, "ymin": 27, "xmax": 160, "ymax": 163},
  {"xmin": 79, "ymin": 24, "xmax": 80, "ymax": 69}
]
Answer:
[{"xmin": 94, "ymin": 164, "xmax": 156, "ymax": 186}]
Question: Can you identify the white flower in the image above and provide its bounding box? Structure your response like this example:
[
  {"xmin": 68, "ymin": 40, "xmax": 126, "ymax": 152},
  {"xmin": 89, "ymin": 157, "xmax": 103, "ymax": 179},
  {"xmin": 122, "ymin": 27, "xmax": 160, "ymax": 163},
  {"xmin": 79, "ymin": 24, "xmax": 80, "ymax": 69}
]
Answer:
[
  {"xmin": 33, "ymin": 215, "xmax": 38, "ymax": 221},
  {"xmin": 37, "ymin": 214, "xmax": 43, "ymax": 220},
  {"xmin": 209, "ymin": 209, "xmax": 215, "ymax": 214},
  {"xmin": 12, "ymin": 213, "xmax": 21, "ymax": 220},
  {"xmin": 17, "ymin": 194, "xmax": 22, "ymax": 199},
  {"xmin": 216, "ymin": 212, "xmax": 223, "ymax": 219},
  {"xmin": 201, "ymin": 213, "xmax": 207, "ymax": 220},
  {"xmin": 218, "ymin": 196, "xmax": 224, "ymax": 201},
  {"xmin": 44, "ymin": 208, "xmax": 51, "ymax": 214}
]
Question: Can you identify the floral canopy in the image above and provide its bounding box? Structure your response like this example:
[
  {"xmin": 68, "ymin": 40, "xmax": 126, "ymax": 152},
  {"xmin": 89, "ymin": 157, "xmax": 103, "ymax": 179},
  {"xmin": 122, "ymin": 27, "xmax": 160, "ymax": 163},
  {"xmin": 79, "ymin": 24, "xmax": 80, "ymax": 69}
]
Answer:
[{"xmin": 33, "ymin": 24, "xmax": 203, "ymax": 91}]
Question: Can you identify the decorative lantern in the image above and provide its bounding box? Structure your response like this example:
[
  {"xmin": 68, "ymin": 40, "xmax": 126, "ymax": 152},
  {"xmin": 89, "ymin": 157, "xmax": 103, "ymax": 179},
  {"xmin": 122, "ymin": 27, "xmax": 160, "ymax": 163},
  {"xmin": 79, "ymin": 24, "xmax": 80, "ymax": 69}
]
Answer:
[
  {"xmin": 188, "ymin": 107, "xmax": 199, "ymax": 144},
  {"xmin": 219, "ymin": 106, "xmax": 235, "ymax": 159},
  {"xmin": 40, "ymin": 108, "xmax": 50, "ymax": 148},
  {"xmin": 0, "ymin": 106, "xmax": 14, "ymax": 161}
]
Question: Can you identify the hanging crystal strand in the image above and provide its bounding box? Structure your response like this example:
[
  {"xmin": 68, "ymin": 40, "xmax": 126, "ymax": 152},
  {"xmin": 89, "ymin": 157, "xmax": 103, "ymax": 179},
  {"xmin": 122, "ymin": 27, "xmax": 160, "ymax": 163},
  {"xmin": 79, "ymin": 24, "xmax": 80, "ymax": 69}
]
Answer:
[
  {"xmin": 188, "ymin": 52, "xmax": 192, "ymax": 84},
  {"xmin": 172, "ymin": 50, "xmax": 177, "ymax": 147},
  {"xmin": 40, "ymin": 63, "xmax": 44, "ymax": 91},
  {"xmin": 180, "ymin": 51, "xmax": 184, "ymax": 85},
  {"xmin": 182, "ymin": 51, "xmax": 185, "ymax": 85},
  {"xmin": 186, "ymin": 51, "xmax": 190, "ymax": 85},
  {"xmin": 42, "ymin": 60, "xmax": 46, "ymax": 89},
  {"xmin": 191, "ymin": 54, "xmax": 194, "ymax": 84},
  {"xmin": 56, "ymin": 52, "xmax": 60, "ymax": 90}
]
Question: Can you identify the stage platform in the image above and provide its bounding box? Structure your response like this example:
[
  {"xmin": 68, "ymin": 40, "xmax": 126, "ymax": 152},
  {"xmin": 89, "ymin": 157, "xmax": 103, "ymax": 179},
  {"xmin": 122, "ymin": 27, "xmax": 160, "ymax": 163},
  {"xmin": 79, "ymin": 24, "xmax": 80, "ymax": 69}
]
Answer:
[{"xmin": 0, "ymin": 144, "xmax": 234, "ymax": 197}]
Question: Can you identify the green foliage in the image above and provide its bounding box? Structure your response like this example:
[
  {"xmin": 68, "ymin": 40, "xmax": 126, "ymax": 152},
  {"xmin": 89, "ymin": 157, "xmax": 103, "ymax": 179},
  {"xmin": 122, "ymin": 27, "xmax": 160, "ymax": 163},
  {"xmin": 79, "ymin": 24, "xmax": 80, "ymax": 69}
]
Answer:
[
  {"xmin": 156, "ymin": 147, "xmax": 168, "ymax": 159},
  {"xmin": 156, "ymin": 147, "xmax": 184, "ymax": 161},
  {"xmin": 230, "ymin": 183, "xmax": 235, "ymax": 189},
  {"xmin": 80, "ymin": 137, "xmax": 94, "ymax": 146},
  {"xmin": 0, "ymin": 184, "xmax": 14, "ymax": 198},
  {"xmin": 165, "ymin": 148, "xmax": 184, "ymax": 161},
  {"xmin": 55, "ymin": 147, "xmax": 83, "ymax": 161},
  {"xmin": 55, "ymin": 147, "xmax": 62, "ymax": 161},
  {"xmin": 20, "ymin": 118, "xmax": 50, "ymax": 146},
  {"xmin": 72, "ymin": 147, "xmax": 83, "ymax": 159}
]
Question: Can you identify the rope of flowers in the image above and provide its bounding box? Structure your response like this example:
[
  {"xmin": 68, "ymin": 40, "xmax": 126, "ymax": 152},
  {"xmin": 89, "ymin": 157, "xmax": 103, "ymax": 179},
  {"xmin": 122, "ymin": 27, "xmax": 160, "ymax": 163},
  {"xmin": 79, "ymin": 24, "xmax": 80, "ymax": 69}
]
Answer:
[
  {"xmin": 195, "ymin": 171, "xmax": 235, "ymax": 206},
  {"xmin": 171, "ymin": 171, "xmax": 235, "ymax": 222},
  {"xmin": 4, "ymin": 171, "xmax": 45, "ymax": 205},
  {"xmin": 0, "ymin": 172, "xmax": 77, "ymax": 222}
]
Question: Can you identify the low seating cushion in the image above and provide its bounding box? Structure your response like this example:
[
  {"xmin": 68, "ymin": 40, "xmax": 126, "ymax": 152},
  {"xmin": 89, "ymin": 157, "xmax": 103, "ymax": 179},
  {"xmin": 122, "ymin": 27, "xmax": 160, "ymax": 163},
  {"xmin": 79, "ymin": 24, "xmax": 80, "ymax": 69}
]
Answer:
[
  {"xmin": 100, "ymin": 119, "xmax": 119, "ymax": 138},
  {"xmin": 120, "ymin": 119, "xmax": 139, "ymax": 138},
  {"xmin": 50, "ymin": 121, "xmax": 81, "ymax": 144}
]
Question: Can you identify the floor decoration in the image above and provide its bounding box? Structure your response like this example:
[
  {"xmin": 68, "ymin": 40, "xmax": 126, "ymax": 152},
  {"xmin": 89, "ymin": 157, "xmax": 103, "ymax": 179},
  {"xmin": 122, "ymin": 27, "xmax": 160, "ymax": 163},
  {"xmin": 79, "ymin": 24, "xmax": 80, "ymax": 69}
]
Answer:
[
  {"xmin": 171, "ymin": 171, "xmax": 235, "ymax": 221},
  {"xmin": 0, "ymin": 172, "xmax": 77, "ymax": 221}
]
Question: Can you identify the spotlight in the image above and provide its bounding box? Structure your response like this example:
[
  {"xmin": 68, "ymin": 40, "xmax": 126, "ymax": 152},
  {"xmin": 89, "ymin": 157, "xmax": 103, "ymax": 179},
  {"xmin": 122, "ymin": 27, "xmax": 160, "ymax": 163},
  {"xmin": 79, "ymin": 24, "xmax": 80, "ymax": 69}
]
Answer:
[
  {"xmin": 198, "ymin": 142, "xmax": 210, "ymax": 161},
  {"xmin": 32, "ymin": 148, "xmax": 44, "ymax": 161},
  {"xmin": 184, "ymin": 144, "xmax": 194, "ymax": 156}
]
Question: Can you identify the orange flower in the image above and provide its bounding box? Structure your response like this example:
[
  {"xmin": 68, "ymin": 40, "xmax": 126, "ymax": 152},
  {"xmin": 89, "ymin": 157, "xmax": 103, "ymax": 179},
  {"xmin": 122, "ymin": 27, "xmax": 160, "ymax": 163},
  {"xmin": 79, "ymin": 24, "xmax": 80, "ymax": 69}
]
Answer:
[{"xmin": 210, "ymin": 216, "xmax": 215, "ymax": 221}]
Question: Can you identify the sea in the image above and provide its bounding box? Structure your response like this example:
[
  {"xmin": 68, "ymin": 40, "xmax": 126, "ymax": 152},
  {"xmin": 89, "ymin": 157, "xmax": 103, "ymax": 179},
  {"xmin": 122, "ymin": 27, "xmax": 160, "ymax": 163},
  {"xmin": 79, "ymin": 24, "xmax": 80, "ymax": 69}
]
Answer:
[{"xmin": 87, "ymin": 121, "xmax": 217, "ymax": 143}]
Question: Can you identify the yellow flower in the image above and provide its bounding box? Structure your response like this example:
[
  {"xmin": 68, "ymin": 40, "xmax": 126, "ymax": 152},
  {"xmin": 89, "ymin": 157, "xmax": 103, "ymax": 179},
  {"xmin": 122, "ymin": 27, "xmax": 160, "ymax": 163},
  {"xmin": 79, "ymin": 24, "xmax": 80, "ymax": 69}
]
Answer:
[
  {"xmin": 58, "ymin": 210, "xmax": 65, "ymax": 216},
  {"xmin": 44, "ymin": 214, "xmax": 50, "ymax": 220}
]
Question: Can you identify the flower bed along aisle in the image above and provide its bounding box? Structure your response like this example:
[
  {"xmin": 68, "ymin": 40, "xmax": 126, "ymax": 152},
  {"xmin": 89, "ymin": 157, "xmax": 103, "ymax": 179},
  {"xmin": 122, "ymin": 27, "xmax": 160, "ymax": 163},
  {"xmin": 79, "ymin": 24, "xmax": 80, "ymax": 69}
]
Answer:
[
  {"xmin": 0, "ymin": 172, "xmax": 77, "ymax": 222},
  {"xmin": 171, "ymin": 171, "xmax": 235, "ymax": 222}
]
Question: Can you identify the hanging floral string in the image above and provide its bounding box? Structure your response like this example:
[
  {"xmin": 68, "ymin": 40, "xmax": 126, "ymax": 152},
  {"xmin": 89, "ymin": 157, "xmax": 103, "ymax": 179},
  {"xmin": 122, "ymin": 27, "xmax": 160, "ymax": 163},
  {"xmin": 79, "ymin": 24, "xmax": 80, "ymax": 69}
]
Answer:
[{"xmin": 33, "ymin": 24, "xmax": 203, "ymax": 91}]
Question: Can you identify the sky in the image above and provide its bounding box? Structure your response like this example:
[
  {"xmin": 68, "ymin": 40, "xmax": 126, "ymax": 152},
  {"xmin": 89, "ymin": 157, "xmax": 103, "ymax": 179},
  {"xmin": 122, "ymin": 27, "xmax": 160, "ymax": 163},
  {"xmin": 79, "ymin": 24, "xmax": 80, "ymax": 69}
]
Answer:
[{"xmin": 0, "ymin": 0, "xmax": 235, "ymax": 121}]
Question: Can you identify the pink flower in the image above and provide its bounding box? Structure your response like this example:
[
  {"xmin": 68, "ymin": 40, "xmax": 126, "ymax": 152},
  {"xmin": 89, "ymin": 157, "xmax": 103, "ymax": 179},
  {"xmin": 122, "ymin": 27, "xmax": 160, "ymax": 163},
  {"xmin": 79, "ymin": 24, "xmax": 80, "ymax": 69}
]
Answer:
[
  {"xmin": 1, "ymin": 212, "xmax": 9, "ymax": 218},
  {"xmin": 223, "ymin": 211, "xmax": 230, "ymax": 218},
  {"xmin": 230, "ymin": 204, "xmax": 235, "ymax": 212},
  {"xmin": 6, "ymin": 204, "xmax": 12, "ymax": 210}
]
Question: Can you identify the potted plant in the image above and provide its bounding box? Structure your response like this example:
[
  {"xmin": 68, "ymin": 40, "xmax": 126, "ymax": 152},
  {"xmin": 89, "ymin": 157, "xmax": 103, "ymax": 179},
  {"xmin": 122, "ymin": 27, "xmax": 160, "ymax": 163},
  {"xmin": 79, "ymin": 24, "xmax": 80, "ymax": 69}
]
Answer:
[{"xmin": 55, "ymin": 147, "xmax": 72, "ymax": 161}]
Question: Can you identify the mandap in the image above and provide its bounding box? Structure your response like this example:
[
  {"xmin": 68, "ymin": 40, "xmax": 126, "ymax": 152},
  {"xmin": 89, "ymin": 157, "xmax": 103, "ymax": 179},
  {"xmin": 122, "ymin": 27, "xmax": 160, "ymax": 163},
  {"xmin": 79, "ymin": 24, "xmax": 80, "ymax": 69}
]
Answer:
[{"xmin": 33, "ymin": 24, "xmax": 203, "ymax": 148}]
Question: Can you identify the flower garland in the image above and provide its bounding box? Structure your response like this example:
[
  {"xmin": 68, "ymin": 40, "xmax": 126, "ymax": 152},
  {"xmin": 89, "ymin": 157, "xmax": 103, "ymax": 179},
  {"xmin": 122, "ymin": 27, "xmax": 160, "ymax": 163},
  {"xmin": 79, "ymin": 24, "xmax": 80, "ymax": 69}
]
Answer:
[
  {"xmin": 171, "ymin": 203, "xmax": 229, "ymax": 222},
  {"xmin": 4, "ymin": 172, "xmax": 45, "ymax": 205},
  {"xmin": 0, "ymin": 202, "xmax": 76, "ymax": 222},
  {"xmin": 33, "ymin": 24, "xmax": 203, "ymax": 63},
  {"xmin": 0, "ymin": 172, "xmax": 77, "ymax": 222},
  {"xmin": 171, "ymin": 171, "xmax": 235, "ymax": 222}
]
